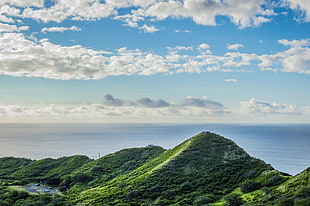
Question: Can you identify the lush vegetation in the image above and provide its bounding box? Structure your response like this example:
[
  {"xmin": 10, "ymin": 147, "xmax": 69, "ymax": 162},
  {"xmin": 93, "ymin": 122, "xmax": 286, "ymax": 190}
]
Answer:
[{"xmin": 0, "ymin": 132, "xmax": 309, "ymax": 206}]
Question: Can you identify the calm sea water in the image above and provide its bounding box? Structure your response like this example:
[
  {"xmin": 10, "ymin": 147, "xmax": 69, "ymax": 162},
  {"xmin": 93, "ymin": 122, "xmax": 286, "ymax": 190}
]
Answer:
[{"xmin": 0, "ymin": 123, "xmax": 309, "ymax": 175}]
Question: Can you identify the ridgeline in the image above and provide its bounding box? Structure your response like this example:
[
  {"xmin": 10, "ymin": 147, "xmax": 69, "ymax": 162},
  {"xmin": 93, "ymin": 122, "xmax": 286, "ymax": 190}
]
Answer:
[{"xmin": 0, "ymin": 132, "xmax": 309, "ymax": 205}]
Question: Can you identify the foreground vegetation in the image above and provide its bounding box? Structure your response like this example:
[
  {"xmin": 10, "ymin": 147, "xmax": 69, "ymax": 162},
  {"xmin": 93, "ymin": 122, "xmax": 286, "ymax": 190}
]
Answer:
[{"xmin": 0, "ymin": 132, "xmax": 309, "ymax": 205}]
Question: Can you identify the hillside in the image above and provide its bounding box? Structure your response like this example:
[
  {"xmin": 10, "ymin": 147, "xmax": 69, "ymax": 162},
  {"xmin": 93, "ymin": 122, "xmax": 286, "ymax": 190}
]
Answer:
[
  {"xmin": 0, "ymin": 132, "xmax": 309, "ymax": 206},
  {"xmin": 75, "ymin": 132, "xmax": 273, "ymax": 205}
]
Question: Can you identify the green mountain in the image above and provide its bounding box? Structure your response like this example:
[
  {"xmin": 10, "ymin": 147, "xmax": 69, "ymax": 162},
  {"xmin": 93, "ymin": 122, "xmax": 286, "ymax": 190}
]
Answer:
[
  {"xmin": 75, "ymin": 132, "xmax": 272, "ymax": 205},
  {"xmin": 0, "ymin": 132, "xmax": 309, "ymax": 206}
]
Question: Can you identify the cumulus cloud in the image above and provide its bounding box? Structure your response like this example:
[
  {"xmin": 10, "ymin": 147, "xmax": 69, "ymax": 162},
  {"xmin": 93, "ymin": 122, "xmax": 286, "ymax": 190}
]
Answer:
[
  {"xmin": 103, "ymin": 95, "xmax": 170, "ymax": 108},
  {"xmin": 136, "ymin": 97, "xmax": 170, "ymax": 108},
  {"xmin": 41, "ymin": 26, "xmax": 81, "ymax": 33},
  {"xmin": 0, "ymin": 95, "xmax": 231, "ymax": 122},
  {"xmin": 0, "ymin": 0, "xmax": 309, "ymax": 33},
  {"xmin": 21, "ymin": 0, "xmax": 116, "ymax": 23},
  {"xmin": 0, "ymin": 15, "xmax": 14, "ymax": 23},
  {"xmin": 139, "ymin": 24, "xmax": 159, "ymax": 33},
  {"xmin": 239, "ymin": 98, "xmax": 302, "ymax": 115},
  {"xmin": 0, "ymin": 23, "xmax": 29, "ymax": 32},
  {"xmin": 259, "ymin": 39, "xmax": 310, "ymax": 74},
  {"xmin": 284, "ymin": 0, "xmax": 310, "ymax": 21},
  {"xmin": 227, "ymin": 43, "xmax": 244, "ymax": 50},
  {"xmin": 182, "ymin": 96, "xmax": 224, "ymax": 109},
  {"xmin": 2, "ymin": 96, "xmax": 309, "ymax": 123},
  {"xmin": 197, "ymin": 43, "xmax": 211, "ymax": 50},
  {"xmin": 0, "ymin": 33, "xmax": 309, "ymax": 79},
  {"xmin": 103, "ymin": 94, "xmax": 125, "ymax": 107},
  {"xmin": 140, "ymin": 0, "xmax": 275, "ymax": 28},
  {"xmin": 0, "ymin": 0, "xmax": 278, "ymax": 29},
  {"xmin": 224, "ymin": 79, "xmax": 237, "ymax": 82},
  {"xmin": 278, "ymin": 39, "xmax": 310, "ymax": 47},
  {"xmin": 0, "ymin": 0, "xmax": 44, "ymax": 8}
]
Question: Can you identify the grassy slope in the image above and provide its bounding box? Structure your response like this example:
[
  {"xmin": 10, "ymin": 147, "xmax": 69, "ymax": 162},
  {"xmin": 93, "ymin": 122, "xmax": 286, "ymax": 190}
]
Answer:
[
  {"xmin": 76, "ymin": 132, "xmax": 273, "ymax": 205},
  {"xmin": 1, "ymin": 132, "xmax": 309, "ymax": 206}
]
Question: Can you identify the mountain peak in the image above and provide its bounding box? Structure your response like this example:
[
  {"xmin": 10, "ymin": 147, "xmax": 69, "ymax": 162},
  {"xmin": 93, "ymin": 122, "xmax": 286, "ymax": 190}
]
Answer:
[
  {"xmin": 77, "ymin": 132, "xmax": 272, "ymax": 205},
  {"xmin": 182, "ymin": 131, "xmax": 251, "ymax": 162}
]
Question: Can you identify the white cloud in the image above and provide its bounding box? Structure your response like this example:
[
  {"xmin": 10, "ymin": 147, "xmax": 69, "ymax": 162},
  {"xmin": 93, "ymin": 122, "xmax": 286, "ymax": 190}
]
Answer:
[
  {"xmin": 197, "ymin": 43, "xmax": 211, "ymax": 50},
  {"xmin": 0, "ymin": 0, "xmax": 278, "ymax": 29},
  {"xmin": 0, "ymin": 34, "xmax": 309, "ymax": 80},
  {"xmin": 259, "ymin": 39, "xmax": 310, "ymax": 74},
  {"xmin": 136, "ymin": 97, "xmax": 170, "ymax": 108},
  {"xmin": 140, "ymin": 0, "xmax": 274, "ymax": 28},
  {"xmin": 139, "ymin": 24, "xmax": 159, "ymax": 33},
  {"xmin": 224, "ymin": 79, "xmax": 237, "ymax": 82},
  {"xmin": 181, "ymin": 96, "xmax": 225, "ymax": 111},
  {"xmin": 239, "ymin": 98, "xmax": 302, "ymax": 115},
  {"xmin": 227, "ymin": 43, "xmax": 244, "ymax": 50},
  {"xmin": 278, "ymin": 39, "xmax": 310, "ymax": 47},
  {"xmin": 0, "ymin": 0, "xmax": 308, "ymax": 32},
  {"xmin": 1, "ymin": 96, "xmax": 309, "ymax": 123},
  {"xmin": 0, "ymin": 0, "xmax": 44, "ymax": 8},
  {"xmin": 284, "ymin": 0, "xmax": 310, "ymax": 21},
  {"xmin": 175, "ymin": 29, "xmax": 191, "ymax": 33},
  {"xmin": 0, "ymin": 15, "xmax": 14, "ymax": 23},
  {"xmin": 41, "ymin": 26, "xmax": 82, "ymax": 33},
  {"xmin": 0, "ymin": 23, "xmax": 17, "ymax": 32},
  {"xmin": 0, "ymin": 23, "xmax": 29, "ymax": 32},
  {"xmin": 0, "ymin": 95, "xmax": 229, "ymax": 121},
  {"xmin": 21, "ymin": 0, "xmax": 117, "ymax": 23}
]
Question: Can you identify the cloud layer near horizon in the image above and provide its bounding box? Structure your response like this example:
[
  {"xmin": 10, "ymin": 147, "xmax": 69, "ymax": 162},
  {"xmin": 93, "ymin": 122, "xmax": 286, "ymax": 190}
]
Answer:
[{"xmin": 1, "ymin": 95, "xmax": 308, "ymax": 123}]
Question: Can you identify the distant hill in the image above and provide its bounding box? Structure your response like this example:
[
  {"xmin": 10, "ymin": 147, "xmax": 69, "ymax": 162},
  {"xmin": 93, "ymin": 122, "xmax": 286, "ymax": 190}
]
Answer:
[{"xmin": 0, "ymin": 132, "xmax": 309, "ymax": 206}]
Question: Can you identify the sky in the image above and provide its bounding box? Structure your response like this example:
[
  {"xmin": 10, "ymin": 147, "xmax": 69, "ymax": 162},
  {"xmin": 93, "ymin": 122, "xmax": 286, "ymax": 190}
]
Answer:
[{"xmin": 0, "ymin": 0, "xmax": 310, "ymax": 123}]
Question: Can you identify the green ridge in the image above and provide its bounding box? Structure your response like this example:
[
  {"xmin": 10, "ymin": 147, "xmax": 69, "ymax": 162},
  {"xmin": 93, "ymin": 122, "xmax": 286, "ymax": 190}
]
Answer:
[{"xmin": 0, "ymin": 132, "xmax": 309, "ymax": 206}]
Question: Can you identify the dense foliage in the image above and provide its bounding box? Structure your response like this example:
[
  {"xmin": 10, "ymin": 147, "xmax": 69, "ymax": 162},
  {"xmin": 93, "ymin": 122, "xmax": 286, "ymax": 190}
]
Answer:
[{"xmin": 0, "ymin": 132, "xmax": 309, "ymax": 206}]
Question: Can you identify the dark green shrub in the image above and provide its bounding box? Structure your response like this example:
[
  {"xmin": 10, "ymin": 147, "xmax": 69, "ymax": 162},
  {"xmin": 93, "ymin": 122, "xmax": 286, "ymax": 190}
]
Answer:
[
  {"xmin": 294, "ymin": 198, "xmax": 310, "ymax": 206},
  {"xmin": 46, "ymin": 177, "xmax": 61, "ymax": 186},
  {"xmin": 297, "ymin": 186, "xmax": 310, "ymax": 198},
  {"xmin": 71, "ymin": 173, "xmax": 93, "ymax": 184},
  {"xmin": 240, "ymin": 180, "xmax": 261, "ymax": 193},
  {"xmin": 267, "ymin": 175, "xmax": 286, "ymax": 187},
  {"xmin": 277, "ymin": 197, "xmax": 294, "ymax": 206},
  {"xmin": 225, "ymin": 194, "xmax": 244, "ymax": 206},
  {"xmin": 193, "ymin": 195, "xmax": 215, "ymax": 205}
]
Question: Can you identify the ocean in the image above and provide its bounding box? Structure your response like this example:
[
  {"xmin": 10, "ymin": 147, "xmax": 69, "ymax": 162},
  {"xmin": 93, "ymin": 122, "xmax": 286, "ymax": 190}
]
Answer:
[{"xmin": 0, "ymin": 123, "xmax": 309, "ymax": 175}]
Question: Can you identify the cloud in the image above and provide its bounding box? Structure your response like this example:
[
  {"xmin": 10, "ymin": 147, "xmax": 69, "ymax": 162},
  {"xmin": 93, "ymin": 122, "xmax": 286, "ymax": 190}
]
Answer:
[
  {"xmin": 224, "ymin": 79, "xmax": 237, "ymax": 82},
  {"xmin": 136, "ymin": 97, "xmax": 170, "ymax": 108},
  {"xmin": 139, "ymin": 24, "xmax": 159, "ymax": 33},
  {"xmin": 103, "ymin": 94, "xmax": 125, "ymax": 107},
  {"xmin": 239, "ymin": 98, "xmax": 302, "ymax": 115},
  {"xmin": 103, "ymin": 95, "xmax": 170, "ymax": 108},
  {"xmin": 0, "ymin": 95, "xmax": 230, "ymax": 122},
  {"xmin": 284, "ymin": 0, "xmax": 310, "ymax": 21},
  {"xmin": 181, "ymin": 96, "xmax": 224, "ymax": 110},
  {"xmin": 0, "ymin": 0, "xmax": 309, "ymax": 33},
  {"xmin": 2, "ymin": 96, "xmax": 309, "ymax": 123},
  {"xmin": 227, "ymin": 43, "xmax": 244, "ymax": 50},
  {"xmin": 41, "ymin": 26, "xmax": 82, "ymax": 33},
  {"xmin": 0, "ymin": 0, "xmax": 44, "ymax": 8},
  {"xmin": 197, "ymin": 43, "xmax": 211, "ymax": 50},
  {"xmin": 21, "ymin": 0, "xmax": 116, "ymax": 23},
  {"xmin": 0, "ymin": 33, "xmax": 309, "ymax": 80},
  {"xmin": 0, "ymin": 0, "xmax": 279, "ymax": 29},
  {"xmin": 259, "ymin": 39, "xmax": 310, "ymax": 74},
  {"xmin": 141, "ymin": 0, "xmax": 275, "ymax": 28},
  {"xmin": 278, "ymin": 39, "xmax": 310, "ymax": 47},
  {"xmin": 0, "ymin": 23, "xmax": 29, "ymax": 32},
  {"xmin": 175, "ymin": 29, "xmax": 191, "ymax": 33},
  {"xmin": 0, "ymin": 15, "xmax": 14, "ymax": 23}
]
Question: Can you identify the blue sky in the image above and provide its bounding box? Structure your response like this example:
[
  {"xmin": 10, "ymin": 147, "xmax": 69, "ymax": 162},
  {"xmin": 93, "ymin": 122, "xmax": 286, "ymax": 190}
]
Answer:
[{"xmin": 0, "ymin": 0, "xmax": 310, "ymax": 123}]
